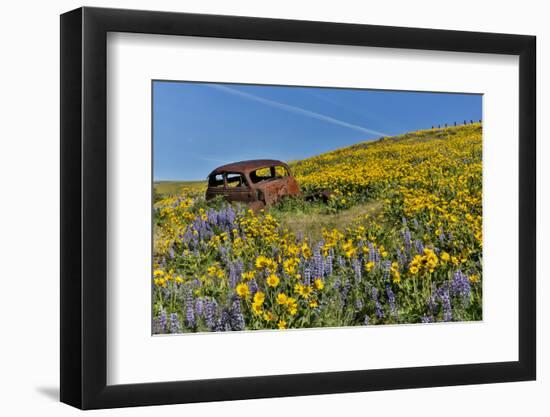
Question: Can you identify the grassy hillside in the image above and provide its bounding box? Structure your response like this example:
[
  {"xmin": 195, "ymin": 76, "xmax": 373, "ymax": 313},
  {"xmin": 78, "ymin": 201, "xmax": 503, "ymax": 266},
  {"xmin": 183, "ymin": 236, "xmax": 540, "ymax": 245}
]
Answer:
[{"xmin": 151, "ymin": 123, "xmax": 482, "ymax": 333}]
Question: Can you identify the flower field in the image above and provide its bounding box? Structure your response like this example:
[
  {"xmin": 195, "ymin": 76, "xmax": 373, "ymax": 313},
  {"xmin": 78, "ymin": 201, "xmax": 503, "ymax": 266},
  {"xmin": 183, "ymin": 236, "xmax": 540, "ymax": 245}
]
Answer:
[{"xmin": 152, "ymin": 123, "xmax": 482, "ymax": 333}]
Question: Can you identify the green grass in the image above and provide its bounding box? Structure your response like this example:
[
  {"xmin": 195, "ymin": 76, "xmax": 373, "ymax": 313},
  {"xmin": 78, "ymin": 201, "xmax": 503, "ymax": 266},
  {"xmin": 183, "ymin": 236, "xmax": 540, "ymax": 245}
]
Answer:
[
  {"xmin": 271, "ymin": 200, "xmax": 383, "ymax": 242},
  {"xmin": 154, "ymin": 180, "xmax": 207, "ymax": 196}
]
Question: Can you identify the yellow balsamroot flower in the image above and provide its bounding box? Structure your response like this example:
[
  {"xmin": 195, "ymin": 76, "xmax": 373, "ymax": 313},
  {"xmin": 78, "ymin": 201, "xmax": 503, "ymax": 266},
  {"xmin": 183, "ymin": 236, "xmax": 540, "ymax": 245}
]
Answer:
[
  {"xmin": 286, "ymin": 297, "xmax": 298, "ymax": 315},
  {"xmin": 153, "ymin": 278, "xmax": 167, "ymax": 287},
  {"xmin": 342, "ymin": 239, "xmax": 357, "ymax": 259},
  {"xmin": 236, "ymin": 283, "xmax": 250, "ymax": 299},
  {"xmin": 366, "ymin": 261, "xmax": 375, "ymax": 272},
  {"xmin": 253, "ymin": 291, "xmax": 265, "ymax": 305},
  {"xmin": 294, "ymin": 283, "xmax": 313, "ymax": 299},
  {"xmin": 278, "ymin": 320, "xmax": 287, "ymax": 329},
  {"xmin": 263, "ymin": 311, "xmax": 274, "ymax": 322},
  {"xmin": 287, "ymin": 244, "xmax": 300, "ymax": 257},
  {"xmin": 283, "ymin": 258, "xmax": 300, "ymax": 275},
  {"xmin": 314, "ymin": 278, "xmax": 324, "ymax": 290},
  {"xmin": 255, "ymin": 255, "xmax": 277, "ymax": 271},
  {"xmin": 267, "ymin": 274, "xmax": 280, "ymax": 288},
  {"xmin": 241, "ymin": 271, "xmax": 255, "ymax": 281},
  {"xmin": 469, "ymin": 274, "xmax": 480, "ymax": 283},
  {"xmin": 276, "ymin": 293, "xmax": 288, "ymax": 305},
  {"xmin": 175, "ymin": 276, "xmax": 184, "ymax": 284},
  {"xmin": 423, "ymin": 248, "xmax": 439, "ymax": 273},
  {"xmin": 309, "ymin": 299, "xmax": 319, "ymax": 308},
  {"xmin": 390, "ymin": 262, "xmax": 400, "ymax": 283},
  {"xmin": 440, "ymin": 251, "xmax": 451, "ymax": 263},
  {"xmin": 301, "ymin": 242, "xmax": 312, "ymax": 259},
  {"xmin": 251, "ymin": 302, "xmax": 263, "ymax": 316},
  {"xmin": 207, "ymin": 264, "xmax": 225, "ymax": 279},
  {"xmin": 408, "ymin": 249, "xmax": 439, "ymax": 275},
  {"xmin": 153, "ymin": 269, "xmax": 164, "ymax": 277}
]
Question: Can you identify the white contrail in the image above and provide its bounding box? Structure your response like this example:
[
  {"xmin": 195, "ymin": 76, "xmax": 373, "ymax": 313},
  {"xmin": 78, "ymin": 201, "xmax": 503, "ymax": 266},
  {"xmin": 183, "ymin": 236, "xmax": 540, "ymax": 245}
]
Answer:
[
  {"xmin": 191, "ymin": 154, "xmax": 229, "ymax": 164},
  {"xmin": 207, "ymin": 84, "xmax": 389, "ymax": 137}
]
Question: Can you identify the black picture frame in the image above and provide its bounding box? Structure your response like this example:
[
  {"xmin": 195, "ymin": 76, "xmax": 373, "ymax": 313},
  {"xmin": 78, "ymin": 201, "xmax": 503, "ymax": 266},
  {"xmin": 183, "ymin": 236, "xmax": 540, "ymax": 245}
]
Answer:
[{"xmin": 60, "ymin": 6, "xmax": 536, "ymax": 410}]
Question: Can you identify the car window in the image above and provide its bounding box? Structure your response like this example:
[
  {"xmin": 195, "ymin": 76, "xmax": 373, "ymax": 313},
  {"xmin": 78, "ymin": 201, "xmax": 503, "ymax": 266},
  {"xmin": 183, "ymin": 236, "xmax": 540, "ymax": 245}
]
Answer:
[
  {"xmin": 208, "ymin": 174, "xmax": 224, "ymax": 188},
  {"xmin": 250, "ymin": 167, "xmax": 273, "ymax": 184},
  {"xmin": 274, "ymin": 166, "xmax": 289, "ymax": 177},
  {"xmin": 226, "ymin": 173, "xmax": 248, "ymax": 188}
]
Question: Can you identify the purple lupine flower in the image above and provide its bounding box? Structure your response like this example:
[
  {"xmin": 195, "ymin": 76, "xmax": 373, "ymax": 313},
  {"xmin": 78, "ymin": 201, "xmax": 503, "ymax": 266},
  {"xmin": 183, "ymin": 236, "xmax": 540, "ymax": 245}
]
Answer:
[
  {"xmin": 185, "ymin": 292, "xmax": 195, "ymax": 328},
  {"xmin": 402, "ymin": 229, "xmax": 412, "ymax": 255},
  {"xmin": 228, "ymin": 263, "xmax": 238, "ymax": 288},
  {"xmin": 169, "ymin": 313, "xmax": 180, "ymax": 333},
  {"xmin": 226, "ymin": 205, "xmax": 236, "ymax": 225},
  {"xmin": 248, "ymin": 280, "xmax": 258, "ymax": 295},
  {"xmin": 215, "ymin": 309, "xmax": 232, "ymax": 332},
  {"xmin": 325, "ymin": 254, "xmax": 333, "ymax": 276},
  {"xmin": 414, "ymin": 239, "xmax": 424, "ymax": 254},
  {"xmin": 382, "ymin": 260, "xmax": 391, "ymax": 282},
  {"xmin": 368, "ymin": 242, "xmax": 377, "ymax": 263},
  {"xmin": 204, "ymin": 299, "xmax": 218, "ymax": 329},
  {"xmin": 402, "ymin": 217, "xmax": 408, "ymax": 227},
  {"xmin": 352, "ymin": 258, "xmax": 362, "ymax": 282},
  {"xmin": 159, "ymin": 309, "xmax": 167, "ymax": 333},
  {"xmin": 450, "ymin": 270, "xmax": 471, "ymax": 302},
  {"xmin": 371, "ymin": 287, "xmax": 384, "ymax": 319},
  {"xmin": 341, "ymin": 278, "xmax": 351, "ymax": 304},
  {"xmin": 427, "ymin": 284, "xmax": 438, "ymax": 314},
  {"xmin": 386, "ymin": 284, "xmax": 397, "ymax": 318},
  {"xmin": 219, "ymin": 246, "xmax": 229, "ymax": 264},
  {"xmin": 355, "ymin": 299, "xmax": 363, "ymax": 311},
  {"xmin": 396, "ymin": 248, "xmax": 407, "ymax": 267},
  {"xmin": 364, "ymin": 314, "xmax": 370, "ymax": 325},
  {"xmin": 421, "ymin": 315, "xmax": 434, "ymax": 323},
  {"xmin": 195, "ymin": 298, "xmax": 204, "ymax": 317},
  {"xmin": 436, "ymin": 285, "xmax": 452, "ymax": 322},
  {"xmin": 337, "ymin": 256, "xmax": 346, "ymax": 267},
  {"xmin": 169, "ymin": 247, "xmax": 174, "ymax": 259},
  {"xmin": 230, "ymin": 298, "xmax": 245, "ymax": 331},
  {"xmin": 304, "ymin": 268, "xmax": 311, "ymax": 286},
  {"xmin": 235, "ymin": 260, "xmax": 244, "ymax": 279},
  {"xmin": 313, "ymin": 246, "xmax": 324, "ymax": 278}
]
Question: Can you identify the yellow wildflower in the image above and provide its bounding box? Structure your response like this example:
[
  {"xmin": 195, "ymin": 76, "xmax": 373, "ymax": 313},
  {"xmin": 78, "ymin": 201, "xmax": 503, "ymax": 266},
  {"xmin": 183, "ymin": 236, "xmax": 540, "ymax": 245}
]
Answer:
[
  {"xmin": 236, "ymin": 283, "xmax": 250, "ymax": 298},
  {"xmin": 267, "ymin": 274, "xmax": 280, "ymax": 288},
  {"xmin": 276, "ymin": 293, "xmax": 288, "ymax": 305},
  {"xmin": 314, "ymin": 278, "xmax": 324, "ymax": 290}
]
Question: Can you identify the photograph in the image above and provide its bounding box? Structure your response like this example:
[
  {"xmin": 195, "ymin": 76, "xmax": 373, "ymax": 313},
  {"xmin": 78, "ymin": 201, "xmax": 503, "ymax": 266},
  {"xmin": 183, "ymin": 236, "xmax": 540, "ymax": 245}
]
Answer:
[{"xmin": 152, "ymin": 81, "xmax": 483, "ymax": 334}]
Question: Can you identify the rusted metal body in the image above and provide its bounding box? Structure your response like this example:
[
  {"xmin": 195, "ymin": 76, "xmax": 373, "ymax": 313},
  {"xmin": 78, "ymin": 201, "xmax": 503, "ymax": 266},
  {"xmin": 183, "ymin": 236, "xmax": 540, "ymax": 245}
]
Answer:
[{"xmin": 206, "ymin": 159, "xmax": 301, "ymax": 209}]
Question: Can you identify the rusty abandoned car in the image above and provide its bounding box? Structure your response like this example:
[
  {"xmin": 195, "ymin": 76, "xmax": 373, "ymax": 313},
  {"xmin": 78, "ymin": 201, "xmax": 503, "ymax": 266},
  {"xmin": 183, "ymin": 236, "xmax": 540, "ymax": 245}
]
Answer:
[{"xmin": 206, "ymin": 159, "xmax": 301, "ymax": 210}]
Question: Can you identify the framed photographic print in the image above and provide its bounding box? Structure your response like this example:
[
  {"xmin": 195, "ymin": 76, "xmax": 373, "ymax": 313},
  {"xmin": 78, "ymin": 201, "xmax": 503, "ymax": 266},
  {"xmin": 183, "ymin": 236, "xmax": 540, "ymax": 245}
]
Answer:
[{"xmin": 60, "ymin": 6, "xmax": 536, "ymax": 409}]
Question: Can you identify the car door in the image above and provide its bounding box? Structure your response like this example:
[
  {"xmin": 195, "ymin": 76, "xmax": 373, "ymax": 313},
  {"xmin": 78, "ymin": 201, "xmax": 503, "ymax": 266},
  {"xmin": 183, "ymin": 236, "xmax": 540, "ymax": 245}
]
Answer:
[{"xmin": 224, "ymin": 173, "xmax": 254, "ymax": 203}]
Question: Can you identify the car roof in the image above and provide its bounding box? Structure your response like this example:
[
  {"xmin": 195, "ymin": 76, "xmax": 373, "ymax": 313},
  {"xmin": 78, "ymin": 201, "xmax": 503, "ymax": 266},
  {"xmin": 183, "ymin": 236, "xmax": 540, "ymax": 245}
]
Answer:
[{"xmin": 208, "ymin": 159, "xmax": 288, "ymax": 176}]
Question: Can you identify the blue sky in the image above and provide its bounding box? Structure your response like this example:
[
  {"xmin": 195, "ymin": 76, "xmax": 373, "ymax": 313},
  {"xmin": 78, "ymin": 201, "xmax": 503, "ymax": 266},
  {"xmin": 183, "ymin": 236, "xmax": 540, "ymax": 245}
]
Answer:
[{"xmin": 153, "ymin": 81, "xmax": 482, "ymax": 181}]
